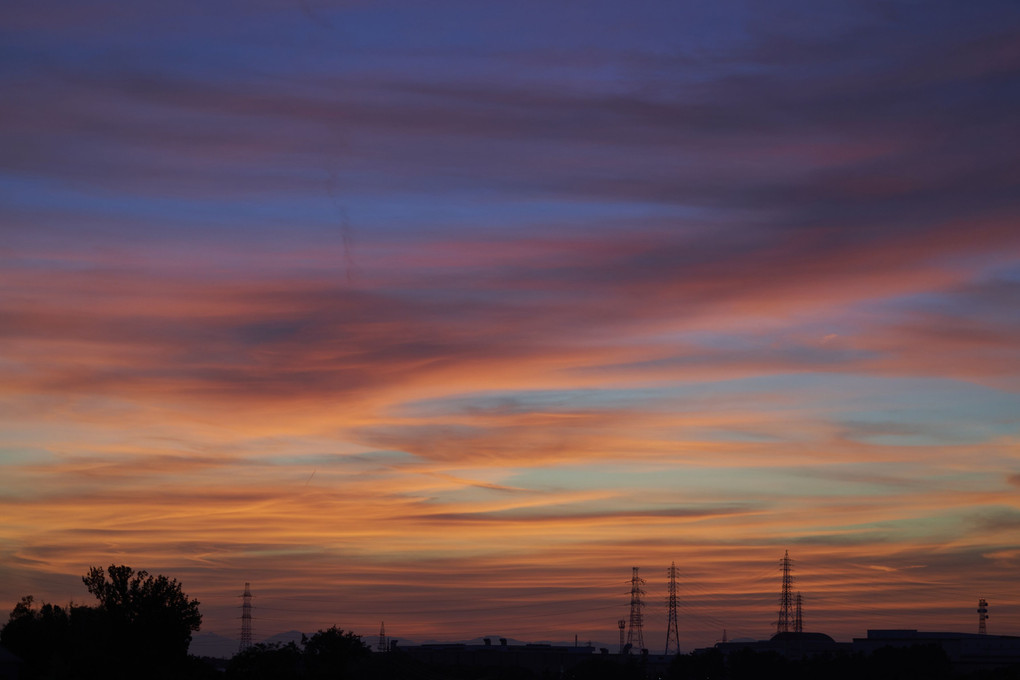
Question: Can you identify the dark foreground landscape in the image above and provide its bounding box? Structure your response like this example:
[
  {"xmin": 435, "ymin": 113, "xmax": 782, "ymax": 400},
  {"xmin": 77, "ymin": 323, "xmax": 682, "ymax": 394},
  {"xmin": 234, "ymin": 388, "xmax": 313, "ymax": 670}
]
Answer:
[{"xmin": 4, "ymin": 565, "xmax": 1020, "ymax": 680}]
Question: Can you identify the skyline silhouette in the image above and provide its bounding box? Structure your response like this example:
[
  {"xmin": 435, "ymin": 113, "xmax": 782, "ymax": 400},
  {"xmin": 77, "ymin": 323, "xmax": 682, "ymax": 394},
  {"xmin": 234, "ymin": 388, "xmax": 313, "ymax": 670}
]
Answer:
[
  {"xmin": 109, "ymin": 555, "xmax": 1020, "ymax": 656},
  {"xmin": 6, "ymin": 558, "xmax": 1013, "ymax": 664}
]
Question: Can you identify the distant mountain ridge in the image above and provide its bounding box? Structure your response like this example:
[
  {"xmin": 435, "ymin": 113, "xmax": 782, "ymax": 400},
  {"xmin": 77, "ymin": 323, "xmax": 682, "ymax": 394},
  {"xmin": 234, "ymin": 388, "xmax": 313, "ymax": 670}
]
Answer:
[
  {"xmin": 190, "ymin": 629, "xmax": 304, "ymax": 659},
  {"xmin": 190, "ymin": 630, "xmax": 611, "ymax": 659}
]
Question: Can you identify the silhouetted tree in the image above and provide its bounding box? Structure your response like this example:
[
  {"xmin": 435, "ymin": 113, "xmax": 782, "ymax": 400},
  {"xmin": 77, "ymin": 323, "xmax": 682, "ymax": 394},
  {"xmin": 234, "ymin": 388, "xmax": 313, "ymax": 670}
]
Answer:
[
  {"xmin": 224, "ymin": 627, "xmax": 372, "ymax": 680},
  {"xmin": 1, "ymin": 565, "xmax": 204, "ymax": 680},
  {"xmin": 302, "ymin": 626, "xmax": 371, "ymax": 678},
  {"xmin": 1, "ymin": 596, "xmax": 73, "ymax": 678},
  {"xmin": 227, "ymin": 641, "xmax": 304, "ymax": 680},
  {"xmin": 82, "ymin": 564, "xmax": 201, "ymax": 664}
]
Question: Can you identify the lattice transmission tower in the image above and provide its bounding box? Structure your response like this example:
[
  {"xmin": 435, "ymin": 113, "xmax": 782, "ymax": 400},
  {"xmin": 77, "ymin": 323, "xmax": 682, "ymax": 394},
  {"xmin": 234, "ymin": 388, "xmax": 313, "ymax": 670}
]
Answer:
[
  {"xmin": 627, "ymin": 567, "xmax": 646, "ymax": 652},
  {"xmin": 776, "ymin": 551, "xmax": 794, "ymax": 634},
  {"xmin": 794, "ymin": 592, "xmax": 803, "ymax": 633},
  {"xmin": 664, "ymin": 562, "xmax": 681, "ymax": 655},
  {"xmin": 978, "ymin": 599, "xmax": 988, "ymax": 635},
  {"xmin": 618, "ymin": 620, "xmax": 626, "ymax": 654},
  {"xmin": 239, "ymin": 582, "xmax": 254, "ymax": 652},
  {"xmin": 378, "ymin": 621, "xmax": 388, "ymax": 652}
]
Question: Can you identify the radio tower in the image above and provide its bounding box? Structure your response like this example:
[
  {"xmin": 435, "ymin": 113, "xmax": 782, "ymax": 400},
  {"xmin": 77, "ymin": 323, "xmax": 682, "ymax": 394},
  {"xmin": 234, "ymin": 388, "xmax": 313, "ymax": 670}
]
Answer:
[
  {"xmin": 627, "ymin": 567, "xmax": 646, "ymax": 652},
  {"xmin": 978, "ymin": 599, "xmax": 988, "ymax": 635},
  {"xmin": 664, "ymin": 562, "xmax": 681, "ymax": 655},
  {"xmin": 776, "ymin": 551, "xmax": 794, "ymax": 634},
  {"xmin": 794, "ymin": 592, "xmax": 803, "ymax": 633},
  {"xmin": 618, "ymin": 620, "xmax": 626, "ymax": 654},
  {"xmin": 239, "ymin": 582, "xmax": 254, "ymax": 652},
  {"xmin": 378, "ymin": 621, "xmax": 388, "ymax": 652}
]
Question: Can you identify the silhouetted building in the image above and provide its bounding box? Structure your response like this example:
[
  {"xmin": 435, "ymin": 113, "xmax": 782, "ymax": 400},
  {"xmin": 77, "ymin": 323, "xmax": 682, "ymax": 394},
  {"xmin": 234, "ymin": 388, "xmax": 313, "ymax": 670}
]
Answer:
[
  {"xmin": 399, "ymin": 638, "xmax": 596, "ymax": 676},
  {"xmin": 708, "ymin": 628, "xmax": 1020, "ymax": 673},
  {"xmin": 853, "ymin": 629, "xmax": 1020, "ymax": 674},
  {"xmin": 714, "ymin": 631, "xmax": 849, "ymax": 660}
]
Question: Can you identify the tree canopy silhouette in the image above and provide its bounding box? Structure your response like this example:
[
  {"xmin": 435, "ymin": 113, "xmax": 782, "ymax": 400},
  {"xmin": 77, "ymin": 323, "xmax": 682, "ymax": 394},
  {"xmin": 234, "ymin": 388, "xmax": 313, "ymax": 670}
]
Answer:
[
  {"xmin": 1, "ymin": 564, "xmax": 203, "ymax": 680},
  {"xmin": 226, "ymin": 626, "xmax": 371, "ymax": 680},
  {"xmin": 82, "ymin": 564, "xmax": 201, "ymax": 661},
  {"xmin": 302, "ymin": 626, "xmax": 371, "ymax": 678}
]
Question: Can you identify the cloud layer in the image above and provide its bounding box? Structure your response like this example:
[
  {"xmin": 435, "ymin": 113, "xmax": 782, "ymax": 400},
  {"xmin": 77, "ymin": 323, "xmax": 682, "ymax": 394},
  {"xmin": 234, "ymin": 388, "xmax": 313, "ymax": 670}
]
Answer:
[{"xmin": 1, "ymin": 0, "xmax": 1019, "ymax": 650}]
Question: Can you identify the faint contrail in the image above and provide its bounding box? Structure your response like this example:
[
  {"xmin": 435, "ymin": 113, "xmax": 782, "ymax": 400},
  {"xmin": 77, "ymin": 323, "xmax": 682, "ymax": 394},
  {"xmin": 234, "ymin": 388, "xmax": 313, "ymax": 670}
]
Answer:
[
  {"xmin": 295, "ymin": 0, "xmax": 334, "ymax": 30},
  {"xmin": 327, "ymin": 169, "xmax": 357, "ymax": 284}
]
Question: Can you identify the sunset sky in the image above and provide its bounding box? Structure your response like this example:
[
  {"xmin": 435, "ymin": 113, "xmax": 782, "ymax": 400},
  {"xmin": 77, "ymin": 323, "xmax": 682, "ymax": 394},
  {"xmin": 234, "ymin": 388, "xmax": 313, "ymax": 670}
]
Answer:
[{"xmin": 2, "ymin": 0, "xmax": 1019, "ymax": 654}]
